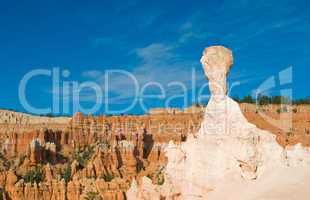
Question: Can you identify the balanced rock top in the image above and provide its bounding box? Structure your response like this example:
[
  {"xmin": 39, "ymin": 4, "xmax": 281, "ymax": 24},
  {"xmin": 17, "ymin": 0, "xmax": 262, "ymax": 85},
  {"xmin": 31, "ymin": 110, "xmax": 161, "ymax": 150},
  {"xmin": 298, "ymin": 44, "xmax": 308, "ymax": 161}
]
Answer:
[{"xmin": 200, "ymin": 46, "xmax": 233, "ymax": 96}]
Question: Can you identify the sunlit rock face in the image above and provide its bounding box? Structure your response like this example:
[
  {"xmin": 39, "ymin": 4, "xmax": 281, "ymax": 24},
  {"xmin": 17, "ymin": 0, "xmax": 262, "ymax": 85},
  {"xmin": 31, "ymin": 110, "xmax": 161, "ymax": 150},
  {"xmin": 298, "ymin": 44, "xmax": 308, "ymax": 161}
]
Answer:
[{"xmin": 127, "ymin": 46, "xmax": 310, "ymax": 200}]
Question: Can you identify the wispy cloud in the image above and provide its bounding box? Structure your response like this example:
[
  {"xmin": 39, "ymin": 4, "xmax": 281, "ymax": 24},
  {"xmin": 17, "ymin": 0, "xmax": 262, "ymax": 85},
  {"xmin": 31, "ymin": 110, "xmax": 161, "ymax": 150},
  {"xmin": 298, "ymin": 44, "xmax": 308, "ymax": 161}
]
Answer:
[
  {"xmin": 135, "ymin": 43, "xmax": 174, "ymax": 63},
  {"xmin": 108, "ymin": 43, "xmax": 201, "ymax": 101},
  {"xmin": 177, "ymin": 13, "xmax": 215, "ymax": 44},
  {"xmin": 79, "ymin": 43, "xmax": 204, "ymax": 103}
]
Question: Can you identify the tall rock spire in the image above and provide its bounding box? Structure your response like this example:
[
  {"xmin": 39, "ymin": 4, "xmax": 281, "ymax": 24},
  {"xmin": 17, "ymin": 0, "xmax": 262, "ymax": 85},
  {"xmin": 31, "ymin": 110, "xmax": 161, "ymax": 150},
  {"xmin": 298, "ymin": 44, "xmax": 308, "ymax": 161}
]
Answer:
[{"xmin": 127, "ymin": 46, "xmax": 310, "ymax": 200}]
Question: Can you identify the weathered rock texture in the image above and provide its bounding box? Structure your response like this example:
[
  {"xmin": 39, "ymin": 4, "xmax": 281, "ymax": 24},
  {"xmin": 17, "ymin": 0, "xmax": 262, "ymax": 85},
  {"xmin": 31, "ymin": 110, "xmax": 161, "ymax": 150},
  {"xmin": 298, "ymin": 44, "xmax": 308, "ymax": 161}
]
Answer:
[
  {"xmin": 127, "ymin": 46, "xmax": 310, "ymax": 200},
  {"xmin": 0, "ymin": 110, "xmax": 70, "ymax": 125},
  {"xmin": 200, "ymin": 46, "xmax": 233, "ymax": 97}
]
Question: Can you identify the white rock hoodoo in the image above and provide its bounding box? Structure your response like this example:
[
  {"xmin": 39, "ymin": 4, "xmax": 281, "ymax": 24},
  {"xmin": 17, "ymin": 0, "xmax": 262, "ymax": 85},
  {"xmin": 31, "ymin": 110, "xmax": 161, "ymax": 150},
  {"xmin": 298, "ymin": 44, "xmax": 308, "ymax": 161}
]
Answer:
[{"xmin": 127, "ymin": 46, "xmax": 310, "ymax": 200}]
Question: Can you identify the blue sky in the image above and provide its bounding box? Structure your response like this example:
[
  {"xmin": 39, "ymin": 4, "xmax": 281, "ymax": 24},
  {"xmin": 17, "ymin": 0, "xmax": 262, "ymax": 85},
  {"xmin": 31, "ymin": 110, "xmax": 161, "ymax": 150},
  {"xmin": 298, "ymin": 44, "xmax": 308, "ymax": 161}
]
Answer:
[{"xmin": 0, "ymin": 0, "xmax": 309, "ymax": 115}]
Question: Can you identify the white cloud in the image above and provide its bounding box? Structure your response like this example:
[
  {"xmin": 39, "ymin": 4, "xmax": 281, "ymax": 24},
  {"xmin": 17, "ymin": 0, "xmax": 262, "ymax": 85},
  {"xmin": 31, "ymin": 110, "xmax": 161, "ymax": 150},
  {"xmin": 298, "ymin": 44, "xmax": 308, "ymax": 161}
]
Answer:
[
  {"xmin": 88, "ymin": 43, "xmax": 204, "ymax": 103},
  {"xmin": 132, "ymin": 43, "xmax": 201, "ymax": 85},
  {"xmin": 135, "ymin": 43, "xmax": 174, "ymax": 63}
]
